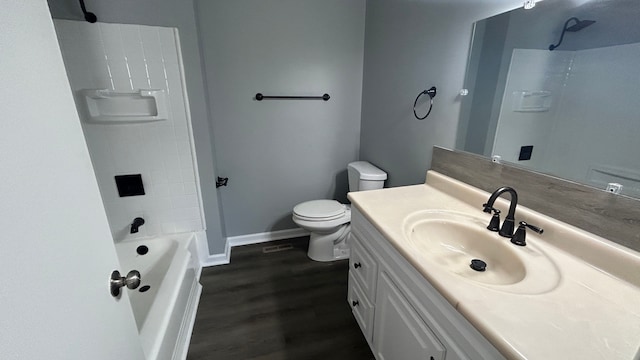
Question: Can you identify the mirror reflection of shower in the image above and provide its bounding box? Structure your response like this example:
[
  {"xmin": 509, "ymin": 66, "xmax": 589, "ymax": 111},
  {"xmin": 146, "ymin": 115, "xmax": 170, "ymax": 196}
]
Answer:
[
  {"xmin": 457, "ymin": 0, "xmax": 640, "ymax": 198},
  {"xmin": 549, "ymin": 17, "xmax": 596, "ymax": 50}
]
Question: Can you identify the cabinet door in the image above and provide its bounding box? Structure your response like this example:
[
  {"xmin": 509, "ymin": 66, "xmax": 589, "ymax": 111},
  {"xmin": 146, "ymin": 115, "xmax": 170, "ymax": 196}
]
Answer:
[
  {"xmin": 349, "ymin": 233, "xmax": 378, "ymax": 300},
  {"xmin": 348, "ymin": 273, "xmax": 375, "ymax": 343},
  {"xmin": 374, "ymin": 272, "xmax": 446, "ymax": 360}
]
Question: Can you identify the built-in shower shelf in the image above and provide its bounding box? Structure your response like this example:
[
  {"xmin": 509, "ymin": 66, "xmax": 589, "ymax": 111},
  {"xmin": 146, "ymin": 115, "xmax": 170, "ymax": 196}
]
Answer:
[
  {"xmin": 511, "ymin": 90, "xmax": 552, "ymax": 112},
  {"xmin": 81, "ymin": 89, "xmax": 168, "ymax": 124}
]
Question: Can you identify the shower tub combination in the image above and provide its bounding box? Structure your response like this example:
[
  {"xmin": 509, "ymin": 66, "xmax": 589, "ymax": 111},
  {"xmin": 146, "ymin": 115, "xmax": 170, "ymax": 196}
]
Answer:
[
  {"xmin": 116, "ymin": 233, "xmax": 202, "ymax": 360},
  {"xmin": 53, "ymin": 19, "xmax": 206, "ymax": 359}
]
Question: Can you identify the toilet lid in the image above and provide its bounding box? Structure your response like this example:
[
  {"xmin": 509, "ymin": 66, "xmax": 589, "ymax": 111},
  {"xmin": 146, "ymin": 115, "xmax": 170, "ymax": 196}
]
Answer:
[{"xmin": 293, "ymin": 200, "xmax": 346, "ymax": 221}]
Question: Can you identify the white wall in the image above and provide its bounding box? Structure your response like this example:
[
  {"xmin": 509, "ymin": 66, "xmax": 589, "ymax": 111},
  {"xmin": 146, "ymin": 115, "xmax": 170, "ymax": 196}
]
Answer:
[
  {"xmin": 492, "ymin": 49, "xmax": 574, "ymax": 169},
  {"xmin": 546, "ymin": 43, "xmax": 640, "ymax": 196},
  {"xmin": 55, "ymin": 20, "xmax": 204, "ymax": 241},
  {"xmin": 488, "ymin": 43, "xmax": 640, "ymax": 197},
  {"xmin": 196, "ymin": 0, "xmax": 366, "ymax": 236},
  {"xmin": 359, "ymin": 0, "xmax": 523, "ymax": 187},
  {"xmin": 0, "ymin": 1, "xmax": 144, "ymax": 358}
]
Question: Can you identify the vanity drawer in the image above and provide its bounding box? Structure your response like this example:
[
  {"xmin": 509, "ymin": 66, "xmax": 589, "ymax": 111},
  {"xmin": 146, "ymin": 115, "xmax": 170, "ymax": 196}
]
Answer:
[
  {"xmin": 348, "ymin": 273, "xmax": 374, "ymax": 344},
  {"xmin": 349, "ymin": 233, "xmax": 378, "ymax": 301}
]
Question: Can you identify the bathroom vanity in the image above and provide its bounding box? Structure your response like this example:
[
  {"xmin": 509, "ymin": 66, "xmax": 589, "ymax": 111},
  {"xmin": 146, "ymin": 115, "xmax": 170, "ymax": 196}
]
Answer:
[{"xmin": 347, "ymin": 171, "xmax": 640, "ymax": 359}]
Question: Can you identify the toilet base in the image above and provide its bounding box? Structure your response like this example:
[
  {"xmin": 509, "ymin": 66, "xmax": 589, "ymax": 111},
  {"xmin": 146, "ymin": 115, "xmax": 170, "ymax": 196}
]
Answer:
[{"xmin": 307, "ymin": 224, "xmax": 351, "ymax": 262}]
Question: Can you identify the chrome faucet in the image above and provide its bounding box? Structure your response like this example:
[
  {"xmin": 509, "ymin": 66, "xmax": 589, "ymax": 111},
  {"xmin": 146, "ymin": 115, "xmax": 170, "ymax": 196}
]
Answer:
[{"xmin": 483, "ymin": 187, "xmax": 518, "ymax": 238}]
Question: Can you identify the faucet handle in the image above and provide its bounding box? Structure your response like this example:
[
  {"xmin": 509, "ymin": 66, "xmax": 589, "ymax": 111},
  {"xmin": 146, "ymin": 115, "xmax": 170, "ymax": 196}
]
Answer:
[
  {"xmin": 130, "ymin": 217, "xmax": 145, "ymax": 234},
  {"xmin": 522, "ymin": 221, "xmax": 543, "ymax": 234},
  {"xmin": 482, "ymin": 203, "xmax": 494, "ymax": 213},
  {"xmin": 510, "ymin": 221, "xmax": 543, "ymax": 246},
  {"xmin": 486, "ymin": 209, "xmax": 501, "ymax": 232}
]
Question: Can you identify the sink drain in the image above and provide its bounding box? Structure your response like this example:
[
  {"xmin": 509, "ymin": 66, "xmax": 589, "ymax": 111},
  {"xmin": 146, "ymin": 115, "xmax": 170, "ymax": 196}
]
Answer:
[
  {"xmin": 136, "ymin": 245, "xmax": 149, "ymax": 255},
  {"xmin": 470, "ymin": 259, "xmax": 487, "ymax": 272}
]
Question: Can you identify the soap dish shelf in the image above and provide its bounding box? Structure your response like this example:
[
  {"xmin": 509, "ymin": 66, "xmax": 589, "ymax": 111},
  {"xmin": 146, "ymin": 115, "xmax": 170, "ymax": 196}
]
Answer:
[
  {"xmin": 511, "ymin": 90, "xmax": 552, "ymax": 112},
  {"xmin": 81, "ymin": 89, "xmax": 168, "ymax": 124}
]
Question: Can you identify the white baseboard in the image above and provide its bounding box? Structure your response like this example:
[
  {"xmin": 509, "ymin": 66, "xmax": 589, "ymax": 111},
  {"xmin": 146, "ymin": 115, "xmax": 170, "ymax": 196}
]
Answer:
[
  {"xmin": 201, "ymin": 228, "xmax": 309, "ymax": 267},
  {"xmin": 228, "ymin": 228, "xmax": 309, "ymax": 247},
  {"xmin": 200, "ymin": 240, "xmax": 230, "ymax": 267}
]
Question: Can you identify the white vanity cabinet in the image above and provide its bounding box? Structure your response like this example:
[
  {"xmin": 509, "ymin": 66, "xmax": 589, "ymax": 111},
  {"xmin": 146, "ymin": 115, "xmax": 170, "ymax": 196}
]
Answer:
[
  {"xmin": 373, "ymin": 271, "xmax": 446, "ymax": 360},
  {"xmin": 347, "ymin": 208, "xmax": 506, "ymax": 360},
  {"xmin": 348, "ymin": 236, "xmax": 377, "ymax": 344}
]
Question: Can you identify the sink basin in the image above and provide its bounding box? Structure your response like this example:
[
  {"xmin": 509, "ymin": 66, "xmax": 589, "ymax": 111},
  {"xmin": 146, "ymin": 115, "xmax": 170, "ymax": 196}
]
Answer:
[
  {"xmin": 408, "ymin": 217, "xmax": 526, "ymax": 285},
  {"xmin": 403, "ymin": 210, "xmax": 561, "ymax": 294}
]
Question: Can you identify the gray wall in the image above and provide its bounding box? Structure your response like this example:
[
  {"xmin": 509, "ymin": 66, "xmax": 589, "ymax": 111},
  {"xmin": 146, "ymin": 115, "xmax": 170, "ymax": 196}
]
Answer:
[
  {"xmin": 195, "ymin": 0, "xmax": 366, "ymax": 237},
  {"xmin": 47, "ymin": 0, "xmax": 527, "ymax": 243},
  {"xmin": 360, "ymin": 0, "xmax": 523, "ymax": 187},
  {"xmin": 458, "ymin": 14, "xmax": 509, "ymax": 156},
  {"xmin": 47, "ymin": 0, "xmax": 226, "ymax": 253}
]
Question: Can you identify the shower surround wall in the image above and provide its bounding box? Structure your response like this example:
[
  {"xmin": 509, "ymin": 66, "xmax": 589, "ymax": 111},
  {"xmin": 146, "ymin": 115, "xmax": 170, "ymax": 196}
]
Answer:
[
  {"xmin": 492, "ymin": 44, "xmax": 640, "ymax": 196},
  {"xmin": 491, "ymin": 49, "xmax": 573, "ymax": 170},
  {"xmin": 48, "ymin": 0, "xmax": 226, "ymax": 256},
  {"xmin": 55, "ymin": 20, "xmax": 204, "ymax": 241}
]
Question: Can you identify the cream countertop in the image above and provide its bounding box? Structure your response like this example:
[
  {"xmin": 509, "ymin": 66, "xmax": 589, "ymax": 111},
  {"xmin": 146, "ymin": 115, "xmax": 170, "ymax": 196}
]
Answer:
[{"xmin": 348, "ymin": 171, "xmax": 640, "ymax": 360}]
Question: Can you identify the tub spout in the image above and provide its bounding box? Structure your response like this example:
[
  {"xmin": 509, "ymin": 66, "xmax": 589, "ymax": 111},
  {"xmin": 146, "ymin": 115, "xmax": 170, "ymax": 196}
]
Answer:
[{"xmin": 131, "ymin": 217, "xmax": 145, "ymax": 234}]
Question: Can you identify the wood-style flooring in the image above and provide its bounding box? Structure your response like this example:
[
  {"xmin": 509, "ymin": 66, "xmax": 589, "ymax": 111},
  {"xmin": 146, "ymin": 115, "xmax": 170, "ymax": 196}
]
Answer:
[{"xmin": 187, "ymin": 237, "xmax": 374, "ymax": 360}]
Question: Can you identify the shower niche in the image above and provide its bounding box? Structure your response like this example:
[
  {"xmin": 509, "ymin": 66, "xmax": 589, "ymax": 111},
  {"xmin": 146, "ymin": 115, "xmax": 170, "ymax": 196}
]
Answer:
[{"xmin": 81, "ymin": 89, "xmax": 168, "ymax": 123}]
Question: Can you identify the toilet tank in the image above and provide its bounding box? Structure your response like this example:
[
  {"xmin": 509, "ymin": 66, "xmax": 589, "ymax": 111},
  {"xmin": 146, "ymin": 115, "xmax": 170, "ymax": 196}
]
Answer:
[{"xmin": 347, "ymin": 161, "xmax": 387, "ymax": 192}]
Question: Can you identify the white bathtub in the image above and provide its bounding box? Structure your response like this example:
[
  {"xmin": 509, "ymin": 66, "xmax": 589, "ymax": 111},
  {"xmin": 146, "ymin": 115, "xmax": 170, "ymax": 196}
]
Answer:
[{"xmin": 116, "ymin": 233, "xmax": 202, "ymax": 360}]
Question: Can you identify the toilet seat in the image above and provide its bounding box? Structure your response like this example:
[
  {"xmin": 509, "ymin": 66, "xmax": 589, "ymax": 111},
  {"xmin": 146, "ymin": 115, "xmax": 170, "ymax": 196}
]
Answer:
[{"xmin": 293, "ymin": 200, "xmax": 347, "ymax": 222}]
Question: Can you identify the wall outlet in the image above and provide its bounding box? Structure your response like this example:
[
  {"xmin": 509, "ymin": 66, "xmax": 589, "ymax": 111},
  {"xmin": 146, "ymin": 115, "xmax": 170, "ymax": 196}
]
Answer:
[{"xmin": 606, "ymin": 183, "xmax": 623, "ymax": 194}]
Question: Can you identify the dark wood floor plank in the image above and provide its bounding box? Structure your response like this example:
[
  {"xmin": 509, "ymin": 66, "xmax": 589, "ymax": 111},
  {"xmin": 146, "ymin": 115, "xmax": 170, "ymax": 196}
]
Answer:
[{"xmin": 187, "ymin": 237, "xmax": 374, "ymax": 360}]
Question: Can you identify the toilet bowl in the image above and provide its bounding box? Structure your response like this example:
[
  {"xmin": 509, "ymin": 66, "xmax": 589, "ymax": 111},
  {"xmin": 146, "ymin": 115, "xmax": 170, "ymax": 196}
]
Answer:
[
  {"xmin": 293, "ymin": 200, "xmax": 352, "ymax": 261},
  {"xmin": 292, "ymin": 161, "xmax": 387, "ymax": 262}
]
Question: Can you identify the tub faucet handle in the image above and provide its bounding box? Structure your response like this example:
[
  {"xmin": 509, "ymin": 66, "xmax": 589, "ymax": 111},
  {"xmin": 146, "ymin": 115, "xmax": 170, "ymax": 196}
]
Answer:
[{"xmin": 130, "ymin": 217, "xmax": 145, "ymax": 234}]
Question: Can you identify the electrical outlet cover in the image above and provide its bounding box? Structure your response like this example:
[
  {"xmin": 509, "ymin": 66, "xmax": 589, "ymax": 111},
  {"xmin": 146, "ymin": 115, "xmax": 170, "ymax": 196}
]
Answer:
[{"xmin": 519, "ymin": 145, "xmax": 534, "ymax": 161}]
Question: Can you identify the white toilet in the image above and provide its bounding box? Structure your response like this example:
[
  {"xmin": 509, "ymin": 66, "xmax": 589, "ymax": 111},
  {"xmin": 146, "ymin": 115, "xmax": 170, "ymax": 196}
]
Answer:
[{"xmin": 292, "ymin": 161, "xmax": 387, "ymax": 262}]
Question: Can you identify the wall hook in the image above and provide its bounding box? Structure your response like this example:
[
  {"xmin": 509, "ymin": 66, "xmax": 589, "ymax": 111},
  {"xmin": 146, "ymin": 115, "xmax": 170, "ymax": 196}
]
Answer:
[{"xmin": 216, "ymin": 177, "xmax": 228, "ymax": 188}]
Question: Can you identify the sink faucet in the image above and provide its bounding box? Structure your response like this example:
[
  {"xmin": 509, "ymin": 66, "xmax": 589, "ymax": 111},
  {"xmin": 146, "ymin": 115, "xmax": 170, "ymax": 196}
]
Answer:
[
  {"xmin": 130, "ymin": 217, "xmax": 145, "ymax": 234},
  {"xmin": 483, "ymin": 187, "xmax": 518, "ymax": 238}
]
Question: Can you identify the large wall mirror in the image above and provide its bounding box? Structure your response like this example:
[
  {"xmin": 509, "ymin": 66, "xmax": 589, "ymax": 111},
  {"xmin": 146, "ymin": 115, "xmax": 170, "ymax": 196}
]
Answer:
[{"xmin": 456, "ymin": 0, "xmax": 640, "ymax": 198}]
